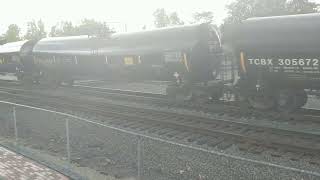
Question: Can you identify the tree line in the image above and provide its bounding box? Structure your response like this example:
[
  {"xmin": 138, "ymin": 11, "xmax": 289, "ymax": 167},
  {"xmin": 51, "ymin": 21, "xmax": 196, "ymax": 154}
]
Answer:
[
  {"xmin": 225, "ymin": 0, "xmax": 319, "ymax": 24},
  {"xmin": 1, "ymin": 0, "xmax": 319, "ymax": 43},
  {"xmin": 0, "ymin": 19, "xmax": 112, "ymax": 43}
]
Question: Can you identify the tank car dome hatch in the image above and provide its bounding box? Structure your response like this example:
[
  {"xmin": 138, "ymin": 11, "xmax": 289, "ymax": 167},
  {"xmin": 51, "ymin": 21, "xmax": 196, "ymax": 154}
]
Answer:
[{"xmin": 32, "ymin": 35, "xmax": 102, "ymax": 56}]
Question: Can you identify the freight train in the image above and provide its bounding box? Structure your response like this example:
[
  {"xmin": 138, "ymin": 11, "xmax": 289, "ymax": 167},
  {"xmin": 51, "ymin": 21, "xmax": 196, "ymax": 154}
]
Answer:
[{"xmin": 0, "ymin": 13, "xmax": 319, "ymax": 111}]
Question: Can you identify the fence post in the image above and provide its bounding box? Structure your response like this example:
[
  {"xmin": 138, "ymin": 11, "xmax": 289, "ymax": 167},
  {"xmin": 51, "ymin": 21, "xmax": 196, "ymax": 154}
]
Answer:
[
  {"xmin": 137, "ymin": 136, "xmax": 143, "ymax": 180},
  {"xmin": 13, "ymin": 106, "xmax": 18, "ymax": 145},
  {"xmin": 65, "ymin": 118, "xmax": 71, "ymax": 165}
]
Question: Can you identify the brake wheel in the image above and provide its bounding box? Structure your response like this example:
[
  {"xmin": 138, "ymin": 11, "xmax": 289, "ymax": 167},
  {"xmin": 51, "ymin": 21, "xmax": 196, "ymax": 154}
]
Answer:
[{"xmin": 276, "ymin": 89, "xmax": 307, "ymax": 112}]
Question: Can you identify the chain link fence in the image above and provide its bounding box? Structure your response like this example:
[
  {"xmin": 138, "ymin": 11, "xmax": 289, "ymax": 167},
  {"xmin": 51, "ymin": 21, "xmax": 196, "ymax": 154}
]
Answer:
[{"xmin": 0, "ymin": 100, "xmax": 319, "ymax": 180}]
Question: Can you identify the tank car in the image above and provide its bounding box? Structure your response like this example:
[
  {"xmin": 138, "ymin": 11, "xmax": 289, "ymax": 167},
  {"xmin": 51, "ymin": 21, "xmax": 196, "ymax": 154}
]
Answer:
[
  {"xmin": 33, "ymin": 23, "xmax": 225, "ymax": 100},
  {"xmin": 227, "ymin": 13, "xmax": 320, "ymax": 111},
  {"xmin": 97, "ymin": 23, "xmax": 225, "ymax": 101},
  {"xmin": 32, "ymin": 35, "xmax": 107, "ymax": 85},
  {"xmin": 0, "ymin": 40, "xmax": 39, "ymax": 83}
]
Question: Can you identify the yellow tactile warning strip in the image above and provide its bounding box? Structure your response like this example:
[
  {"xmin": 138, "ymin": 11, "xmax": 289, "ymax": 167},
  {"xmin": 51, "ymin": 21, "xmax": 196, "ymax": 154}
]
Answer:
[{"xmin": 0, "ymin": 146, "xmax": 69, "ymax": 180}]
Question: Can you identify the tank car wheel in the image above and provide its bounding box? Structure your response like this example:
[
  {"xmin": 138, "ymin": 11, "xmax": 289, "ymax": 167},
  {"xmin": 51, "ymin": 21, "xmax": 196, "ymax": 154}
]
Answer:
[
  {"xmin": 191, "ymin": 91, "xmax": 211, "ymax": 104},
  {"xmin": 277, "ymin": 90, "xmax": 308, "ymax": 112},
  {"xmin": 276, "ymin": 90, "xmax": 307, "ymax": 112},
  {"xmin": 221, "ymin": 86, "xmax": 235, "ymax": 101},
  {"xmin": 247, "ymin": 92, "xmax": 276, "ymax": 110},
  {"xmin": 52, "ymin": 79, "xmax": 62, "ymax": 88},
  {"xmin": 295, "ymin": 90, "xmax": 308, "ymax": 108},
  {"xmin": 166, "ymin": 85, "xmax": 192, "ymax": 102},
  {"xmin": 40, "ymin": 71, "xmax": 61, "ymax": 88},
  {"xmin": 21, "ymin": 75, "xmax": 34, "ymax": 88},
  {"xmin": 64, "ymin": 79, "xmax": 74, "ymax": 86},
  {"xmin": 21, "ymin": 79, "xmax": 33, "ymax": 87},
  {"xmin": 47, "ymin": 76, "xmax": 62, "ymax": 88},
  {"xmin": 276, "ymin": 90, "xmax": 294, "ymax": 111},
  {"xmin": 33, "ymin": 74, "xmax": 41, "ymax": 84},
  {"xmin": 166, "ymin": 85, "xmax": 179, "ymax": 98},
  {"xmin": 175, "ymin": 92, "xmax": 193, "ymax": 102}
]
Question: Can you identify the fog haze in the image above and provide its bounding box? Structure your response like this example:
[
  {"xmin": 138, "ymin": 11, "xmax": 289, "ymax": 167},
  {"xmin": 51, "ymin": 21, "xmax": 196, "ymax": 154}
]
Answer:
[{"xmin": 0, "ymin": 0, "xmax": 233, "ymax": 34}]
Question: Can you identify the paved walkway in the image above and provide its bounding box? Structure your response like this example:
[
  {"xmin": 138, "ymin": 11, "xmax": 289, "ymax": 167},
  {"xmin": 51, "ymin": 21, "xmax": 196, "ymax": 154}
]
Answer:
[{"xmin": 0, "ymin": 146, "xmax": 69, "ymax": 180}]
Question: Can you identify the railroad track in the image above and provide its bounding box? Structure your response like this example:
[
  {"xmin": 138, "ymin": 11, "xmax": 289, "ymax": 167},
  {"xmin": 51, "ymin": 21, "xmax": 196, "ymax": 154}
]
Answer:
[
  {"xmin": 1, "ymin": 82, "xmax": 320, "ymax": 130},
  {"xmin": 0, "ymin": 86, "xmax": 319, "ymax": 167},
  {"xmin": 66, "ymin": 83, "xmax": 320, "ymax": 124},
  {"xmin": 0, "ymin": 82, "xmax": 319, "ymax": 125},
  {"xmin": 298, "ymin": 107, "xmax": 320, "ymax": 118},
  {"xmin": 73, "ymin": 84, "xmax": 166, "ymax": 98}
]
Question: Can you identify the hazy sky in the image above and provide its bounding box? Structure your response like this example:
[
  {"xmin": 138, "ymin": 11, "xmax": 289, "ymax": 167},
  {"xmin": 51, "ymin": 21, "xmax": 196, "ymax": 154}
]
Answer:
[{"xmin": 0, "ymin": 0, "xmax": 233, "ymax": 34}]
